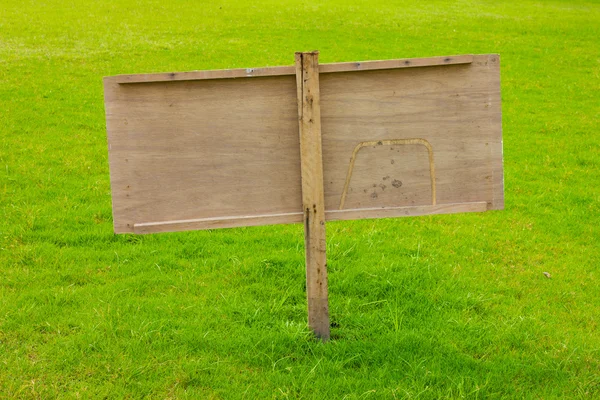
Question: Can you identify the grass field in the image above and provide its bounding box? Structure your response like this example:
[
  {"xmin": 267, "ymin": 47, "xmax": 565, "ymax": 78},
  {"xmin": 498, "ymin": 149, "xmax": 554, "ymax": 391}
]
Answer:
[{"xmin": 1, "ymin": 0, "xmax": 600, "ymax": 398}]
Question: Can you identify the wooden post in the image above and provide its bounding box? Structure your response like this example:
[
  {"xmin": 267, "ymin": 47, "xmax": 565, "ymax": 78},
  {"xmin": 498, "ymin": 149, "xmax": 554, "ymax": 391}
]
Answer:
[{"xmin": 295, "ymin": 51, "xmax": 330, "ymax": 341}]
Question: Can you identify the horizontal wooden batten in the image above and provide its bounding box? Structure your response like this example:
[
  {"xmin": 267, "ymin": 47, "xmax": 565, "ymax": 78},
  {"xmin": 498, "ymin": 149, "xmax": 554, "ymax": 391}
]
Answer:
[
  {"xmin": 318, "ymin": 54, "xmax": 474, "ymax": 73},
  {"xmin": 134, "ymin": 212, "xmax": 304, "ymax": 234},
  {"xmin": 133, "ymin": 202, "xmax": 488, "ymax": 234},
  {"xmin": 107, "ymin": 55, "xmax": 474, "ymax": 84},
  {"xmin": 326, "ymin": 202, "xmax": 488, "ymax": 222}
]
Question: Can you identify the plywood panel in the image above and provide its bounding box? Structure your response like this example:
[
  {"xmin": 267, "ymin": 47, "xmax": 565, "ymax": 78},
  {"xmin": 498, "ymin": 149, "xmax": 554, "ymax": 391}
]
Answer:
[
  {"xmin": 104, "ymin": 54, "xmax": 502, "ymax": 234},
  {"xmin": 320, "ymin": 54, "xmax": 503, "ymax": 212},
  {"xmin": 105, "ymin": 75, "xmax": 301, "ymax": 233}
]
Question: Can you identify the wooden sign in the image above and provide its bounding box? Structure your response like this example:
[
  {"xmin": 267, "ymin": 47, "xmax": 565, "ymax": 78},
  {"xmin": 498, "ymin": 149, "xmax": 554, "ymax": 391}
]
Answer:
[{"xmin": 104, "ymin": 52, "xmax": 503, "ymax": 340}]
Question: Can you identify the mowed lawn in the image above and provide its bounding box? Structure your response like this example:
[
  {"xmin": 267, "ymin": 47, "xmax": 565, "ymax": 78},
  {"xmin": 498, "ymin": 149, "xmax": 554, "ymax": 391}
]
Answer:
[{"xmin": 1, "ymin": 0, "xmax": 599, "ymax": 398}]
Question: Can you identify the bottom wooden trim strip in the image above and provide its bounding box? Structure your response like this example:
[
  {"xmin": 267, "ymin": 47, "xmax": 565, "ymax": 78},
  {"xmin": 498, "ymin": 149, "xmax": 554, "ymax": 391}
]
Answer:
[
  {"xmin": 133, "ymin": 212, "xmax": 303, "ymax": 234},
  {"xmin": 326, "ymin": 202, "xmax": 488, "ymax": 222},
  {"xmin": 133, "ymin": 202, "xmax": 488, "ymax": 234}
]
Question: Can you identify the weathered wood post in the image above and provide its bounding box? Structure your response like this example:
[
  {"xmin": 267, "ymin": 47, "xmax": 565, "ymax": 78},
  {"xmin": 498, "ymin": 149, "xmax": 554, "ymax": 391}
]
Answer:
[{"xmin": 295, "ymin": 51, "xmax": 330, "ymax": 341}]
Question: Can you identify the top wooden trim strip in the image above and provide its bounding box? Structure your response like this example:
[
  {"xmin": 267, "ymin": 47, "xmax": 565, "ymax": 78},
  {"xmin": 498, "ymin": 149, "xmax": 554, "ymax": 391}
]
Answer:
[
  {"xmin": 105, "ymin": 55, "xmax": 475, "ymax": 84},
  {"xmin": 318, "ymin": 54, "xmax": 473, "ymax": 73}
]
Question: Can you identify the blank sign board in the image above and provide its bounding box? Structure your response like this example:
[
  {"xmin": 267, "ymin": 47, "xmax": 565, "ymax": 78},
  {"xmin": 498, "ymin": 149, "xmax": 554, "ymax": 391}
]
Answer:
[{"xmin": 104, "ymin": 54, "xmax": 503, "ymax": 234}]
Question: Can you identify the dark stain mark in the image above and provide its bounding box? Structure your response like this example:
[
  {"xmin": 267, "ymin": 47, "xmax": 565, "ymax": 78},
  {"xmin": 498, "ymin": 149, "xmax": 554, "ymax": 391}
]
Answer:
[
  {"xmin": 169, "ymin": 73, "xmax": 176, "ymax": 78},
  {"xmin": 169, "ymin": 103, "xmax": 174, "ymax": 107},
  {"xmin": 444, "ymin": 57, "xmax": 451, "ymax": 62},
  {"xmin": 404, "ymin": 60, "xmax": 411, "ymax": 65},
  {"xmin": 379, "ymin": 184, "xmax": 387, "ymax": 191},
  {"xmin": 372, "ymin": 184, "xmax": 377, "ymax": 188},
  {"xmin": 320, "ymin": 221, "xmax": 324, "ymax": 225},
  {"xmin": 390, "ymin": 159, "xmax": 395, "ymax": 164},
  {"xmin": 305, "ymin": 208, "xmax": 310, "ymax": 228},
  {"xmin": 377, "ymin": 141, "xmax": 383, "ymax": 145},
  {"xmin": 383, "ymin": 175, "xmax": 390, "ymax": 181},
  {"xmin": 363, "ymin": 189, "xmax": 367, "ymax": 193},
  {"xmin": 371, "ymin": 192, "xmax": 378, "ymax": 199},
  {"xmin": 392, "ymin": 179, "xmax": 403, "ymax": 188}
]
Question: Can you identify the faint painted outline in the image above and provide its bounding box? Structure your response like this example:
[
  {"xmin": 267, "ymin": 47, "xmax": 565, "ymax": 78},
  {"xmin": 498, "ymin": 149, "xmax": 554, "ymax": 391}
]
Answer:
[{"xmin": 339, "ymin": 138, "xmax": 436, "ymax": 210}]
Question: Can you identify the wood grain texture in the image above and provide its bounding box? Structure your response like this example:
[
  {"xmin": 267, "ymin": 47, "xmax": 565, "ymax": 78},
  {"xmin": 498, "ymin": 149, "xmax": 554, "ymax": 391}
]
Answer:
[
  {"xmin": 338, "ymin": 139, "xmax": 436, "ymax": 210},
  {"xmin": 104, "ymin": 54, "xmax": 502, "ymax": 234},
  {"xmin": 106, "ymin": 55, "xmax": 473, "ymax": 84},
  {"xmin": 326, "ymin": 201, "xmax": 487, "ymax": 222},
  {"xmin": 295, "ymin": 51, "xmax": 330, "ymax": 341},
  {"xmin": 132, "ymin": 201, "xmax": 488, "ymax": 234},
  {"xmin": 319, "ymin": 54, "xmax": 502, "ymax": 213},
  {"xmin": 485, "ymin": 55, "xmax": 504, "ymax": 210},
  {"xmin": 133, "ymin": 212, "xmax": 304, "ymax": 234},
  {"xmin": 104, "ymin": 74, "xmax": 301, "ymax": 233},
  {"xmin": 318, "ymin": 54, "xmax": 473, "ymax": 74}
]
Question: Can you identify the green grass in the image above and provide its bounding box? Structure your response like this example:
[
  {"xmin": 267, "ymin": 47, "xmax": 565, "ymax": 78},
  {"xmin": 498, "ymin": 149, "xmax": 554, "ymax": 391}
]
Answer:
[{"xmin": 1, "ymin": 0, "xmax": 599, "ymax": 398}]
